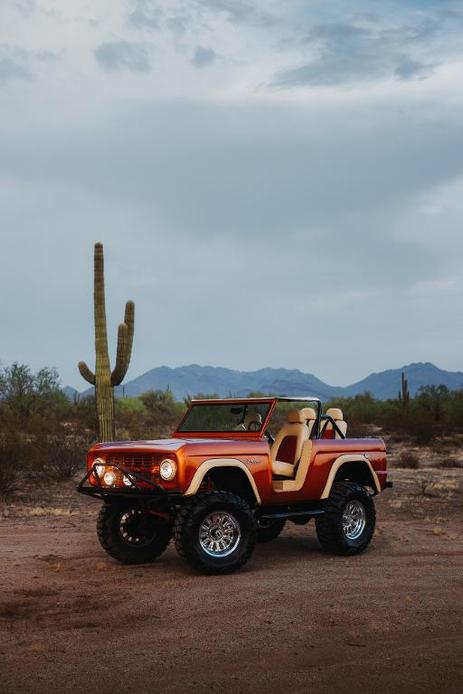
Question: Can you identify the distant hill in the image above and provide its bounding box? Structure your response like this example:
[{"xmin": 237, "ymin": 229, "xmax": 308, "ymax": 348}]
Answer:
[
  {"xmin": 66, "ymin": 361, "xmax": 463, "ymax": 402},
  {"xmin": 112, "ymin": 365, "xmax": 338, "ymax": 401},
  {"xmin": 339, "ymin": 362, "xmax": 463, "ymax": 400}
]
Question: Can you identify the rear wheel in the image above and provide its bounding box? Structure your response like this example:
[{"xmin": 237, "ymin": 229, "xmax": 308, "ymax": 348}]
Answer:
[
  {"xmin": 315, "ymin": 481, "xmax": 375, "ymax": 555},
  {"xmin": 97, "ymin": 504, "xmax": 172, "ymax": 564},
  {"xmin": 256, "ymin": 517, "xmax": 286, "ymax": 543},
  {"xmin": 174, "ymin": 491, "xmax": 256, "ymax": 574}
]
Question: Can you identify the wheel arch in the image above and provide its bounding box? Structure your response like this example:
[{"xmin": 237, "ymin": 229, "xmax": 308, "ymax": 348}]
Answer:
[
  {"xmin": 321, "ymin": 455, "xmax": 381, "ymax": 499},
  {"xmin": 184, "ymin": 459, "xmax": 261, "ymax": 505}
]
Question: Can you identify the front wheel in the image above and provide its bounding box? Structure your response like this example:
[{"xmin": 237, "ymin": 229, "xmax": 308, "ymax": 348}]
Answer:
[
  {"xmin": 315, "ymin": 481, "xmax": 376, "ymax": 555},
  {"xmin": 174, "ymin": 492, "xmax": 257, "ymax": 574},
  {"xmin": 97, "ymin": 504, "xmax": 172, "ymax": 564}
]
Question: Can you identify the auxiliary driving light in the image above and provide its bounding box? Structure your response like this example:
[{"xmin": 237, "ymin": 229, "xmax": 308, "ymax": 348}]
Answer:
[
  {"xmin": 103, "ymin": 470, "xmax": 117, "ymax": 486},
  {"xmin": 123, "ymin": 475, "xmax": 133, "ymax": 487},
  {"xmin": 160, "ymin": 459, "xmax": 177, "ymax": 481},
  {"xmin": 93, "ymin": 458, "xmax": 106, "ymax": 479}
]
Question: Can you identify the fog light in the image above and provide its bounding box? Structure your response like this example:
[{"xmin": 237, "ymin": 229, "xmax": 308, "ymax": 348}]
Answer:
[
  {"xmin": 123, "ymin": 475, "xmax": 133, "ymax": 487},
  {"xmin": 103, "ymin": 470, "xmax": 116, "ymax": 486},
  {"xmin": 160, "ymin": 459, "xmax": 177, "ymax": 481},
  {"xmin": 93, "ymin": 458, "xmax": 106, "ymax": 479}
]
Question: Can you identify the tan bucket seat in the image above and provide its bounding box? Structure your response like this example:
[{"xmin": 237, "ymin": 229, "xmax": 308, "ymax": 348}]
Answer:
[
  {"xmin": 271, "ymin": 408, "xmax": 316, "ymax": 478},
  {"xmin": 323, "ymin": 407, "xmax": 347, "ymax": 438}
]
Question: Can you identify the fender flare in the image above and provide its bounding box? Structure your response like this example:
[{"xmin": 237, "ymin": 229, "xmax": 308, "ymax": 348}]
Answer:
[
  {"xmin": 184, "ymin": 458, "xmax": 261, "ymax": 504},
  {"xmin": 321, "ymin": 455, "xmax": 381, "ymax": 499}
]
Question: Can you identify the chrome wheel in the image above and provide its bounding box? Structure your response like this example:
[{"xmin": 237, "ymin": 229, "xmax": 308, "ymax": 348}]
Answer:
[
  {"xmin": 119, "ymin": 509, "xmax": 155, "ymax": 546},
  {"xmin": 199, "ymin": 512, "xmax": 241, "ymax": 557},
  {"xmin": 342, "ymin": 500, "xmax": 366, "ymax": 540}
]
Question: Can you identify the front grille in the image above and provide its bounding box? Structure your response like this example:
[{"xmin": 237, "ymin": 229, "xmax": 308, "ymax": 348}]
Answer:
[{"xmin": 106, "ymin": 454, "xmax": 162, "ymax": 470}]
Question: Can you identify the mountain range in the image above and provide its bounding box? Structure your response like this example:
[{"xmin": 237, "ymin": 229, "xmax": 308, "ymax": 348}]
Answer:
[{"xmin": 64, "ymin": 362, "xmax": 463, "ymax": 402}]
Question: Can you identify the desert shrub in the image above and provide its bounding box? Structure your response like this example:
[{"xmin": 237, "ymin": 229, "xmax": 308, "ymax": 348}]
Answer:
[
  {"xmin": 67, "ymin": 395, "xmax": 98, "ymax": 438},
  {"xmin": 115, "ymin": 397, "xmax": 150, "ymax": 440},
  {"xmin": 0, "ymin": 433, "xmax": 37, "ymax": 497},
  {"xmin": 140, "ymin": 390, "xmax": 185, "ymax": 437},
  {"xmin": 33, "ymin": 434, "xmax": 91, "ymax": 481},
  {"xmin": 396, "ymin": 450, "xmax": 420, "ymax": 469},
  {"xmin": 0, "ymin": 363, "xmax": 68, "ymax": 424},
  {"xmin": 0, "ymin": 450, "xmax": 19, "ymax": 498}
]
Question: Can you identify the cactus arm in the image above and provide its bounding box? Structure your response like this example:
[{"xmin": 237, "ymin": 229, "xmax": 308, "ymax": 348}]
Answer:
[
  {"xmin": 78, "ymin": 360, "xmax": 96, "ymax": 385},
  {"xmin": 111, "ymin": 301, "xmax": 135, "ymax": 386},
  {"xmin": 111, "ymin": 322, "xmax": 129, "ymax": 386},
  {"xmin": 124, "ymin": 300, "xmax": 135, "ymax": 363}
]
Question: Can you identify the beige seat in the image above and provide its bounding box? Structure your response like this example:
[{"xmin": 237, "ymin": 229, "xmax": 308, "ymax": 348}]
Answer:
[
  {"xmin": 304, "ymin": 407, "xmax": 317, "ymax": 437},
  {"xmin": 271, "ymin": 408, "xmax": 313, "ymax": 478},
  {"xmin": 234, "ymin": 411, "xmax": 263, "ymax": 431},
  {"xmin": 323, "ymin": 407, "xmax": 347, "ymax": 438}
]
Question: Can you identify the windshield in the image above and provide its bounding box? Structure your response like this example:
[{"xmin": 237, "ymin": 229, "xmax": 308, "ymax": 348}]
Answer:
[{"xmin": 178, "ymin": 402, "xmax": 272, "ymax": 433}]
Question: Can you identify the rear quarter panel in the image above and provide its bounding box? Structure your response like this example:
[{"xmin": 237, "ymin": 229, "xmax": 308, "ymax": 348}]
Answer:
[
  {"xmin": 265, "ymin": 437, "xmax": 387, "ymax": 504},
  {"xmin": 305, "ymin": 438, "xmax": 387, "ymax": 499}
]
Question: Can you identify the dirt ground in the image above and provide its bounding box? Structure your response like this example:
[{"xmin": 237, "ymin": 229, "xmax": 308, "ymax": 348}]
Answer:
[{"xmin": 1, "ymin": 468, "xmax": 462, "ymax": 694}]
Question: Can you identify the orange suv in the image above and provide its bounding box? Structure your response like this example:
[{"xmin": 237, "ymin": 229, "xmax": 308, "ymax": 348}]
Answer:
[{"xmin": 77, "ymin": 397, "xmax": 391, "ymax": 574}]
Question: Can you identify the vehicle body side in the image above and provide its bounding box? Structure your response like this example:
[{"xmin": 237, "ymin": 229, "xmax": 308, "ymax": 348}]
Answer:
[{"xmin": 86, "ymin": 433, "xmax": 387, "ymax": 506}]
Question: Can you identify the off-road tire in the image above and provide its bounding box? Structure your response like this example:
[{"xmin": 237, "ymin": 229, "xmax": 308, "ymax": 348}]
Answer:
[
  {"xmin": 174, "ymin": 491, "xmax": 257, "ymax": 574},
  {"xmin": 315, "ymin": 481, "xmax": 376, "ymax": 555},
  {"xmin": 257, "ymin": 517, "xmax": 286, "ymax": 543},
  {"xmin": 97, "ymin": 503, "xmax": 172, "ymax": 564}
]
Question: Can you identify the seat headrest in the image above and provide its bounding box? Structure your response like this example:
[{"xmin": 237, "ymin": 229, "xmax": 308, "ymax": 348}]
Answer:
[
  {"xmin": 286, "ymin": 408, "xmax": 305, "ymax": 424},
  {"xmin": 286, "ymin": 408, "xmax": 317, "ymax": 424},
  {"xmin": 300, "ymin": 407, "xmax": 317, "ymax": 421},
  {"xmin": 326, "ymin": 407, "xmax": 343, "ymax": 421}
]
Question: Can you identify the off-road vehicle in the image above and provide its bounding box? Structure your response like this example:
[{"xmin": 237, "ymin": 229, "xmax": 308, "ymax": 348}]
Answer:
[{"xmin": 78, "ymin": 397, "xmax": 391, "ymax": 573}]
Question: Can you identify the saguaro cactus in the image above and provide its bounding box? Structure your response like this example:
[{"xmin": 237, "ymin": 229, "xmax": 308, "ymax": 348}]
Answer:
[
  {"xmin": 78, "ymin": 243, "xmax": 135, "ymax": 441},
  {"xmin": 398, "ymin": 371, "xmax": 410, "ymax": 405}
]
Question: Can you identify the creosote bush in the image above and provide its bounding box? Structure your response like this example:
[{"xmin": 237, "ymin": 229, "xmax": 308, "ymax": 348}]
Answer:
[{"xmin": 396, "ymin": 451, "xmax": 420, "ymax": 469}]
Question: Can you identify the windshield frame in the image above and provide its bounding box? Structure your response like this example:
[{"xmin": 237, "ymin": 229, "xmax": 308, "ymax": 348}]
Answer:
[{"xmin": 173, "ymin": 396, "xmax": 322, "ymax": 440}]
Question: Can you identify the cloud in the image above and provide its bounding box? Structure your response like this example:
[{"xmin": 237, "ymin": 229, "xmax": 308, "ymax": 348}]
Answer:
[
  {"xmin": 198, "ymin": 0, "xmax": 272, "ymax": 26},
  {"xmin": 14, "ymin": 0, "xmax": 36, "ymax": 17},
  {"xmin": 394, "ymin": 55, "xmax": 432, "ymax": 80},
  {"xmin": 192, "ymin": 46, "xmax": 217, "ymax": 68},
  {"xmin": 94, "ymin": 40, "xmax": 152, "ymax": 73},
  {"xmin": 0, "ymin": 45, "xmax": 32, "ymax": 81},
  {"xmin": 128, "ymin": 0, "xmax": 161, "ymax": 30},
  {"xmin": 0, "ymin": 44, "xmax": 58, "ymax": 82},
  {"xmin": 272, "ymin": 20, "xmax": 437, "ymax": 87}
]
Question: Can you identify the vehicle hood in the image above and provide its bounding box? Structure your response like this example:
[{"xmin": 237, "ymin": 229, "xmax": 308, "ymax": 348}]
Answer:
[{"xmin": 91, "ymin": 437, "xmax": 268, "ymax": 456}]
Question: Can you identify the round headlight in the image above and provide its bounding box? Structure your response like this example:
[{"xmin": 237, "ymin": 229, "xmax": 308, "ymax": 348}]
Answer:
[
  {"xmin": 160, "ymin": 459, "xmax": 177, "ymax": 481},
  {"xmin": 103, "ymin": 470, "xmax": 116, "ymax": 486}
]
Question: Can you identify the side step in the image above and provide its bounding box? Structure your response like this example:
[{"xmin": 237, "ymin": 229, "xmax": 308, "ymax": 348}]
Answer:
[{"xmin": 258, "ymin": 507, "xmax": 324, "ymax": 521}]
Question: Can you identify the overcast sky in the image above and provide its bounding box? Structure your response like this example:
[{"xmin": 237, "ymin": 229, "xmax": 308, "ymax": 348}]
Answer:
[{"xmin": 1, "ymin": 0, "xmax": 463, "ymax": 389}]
